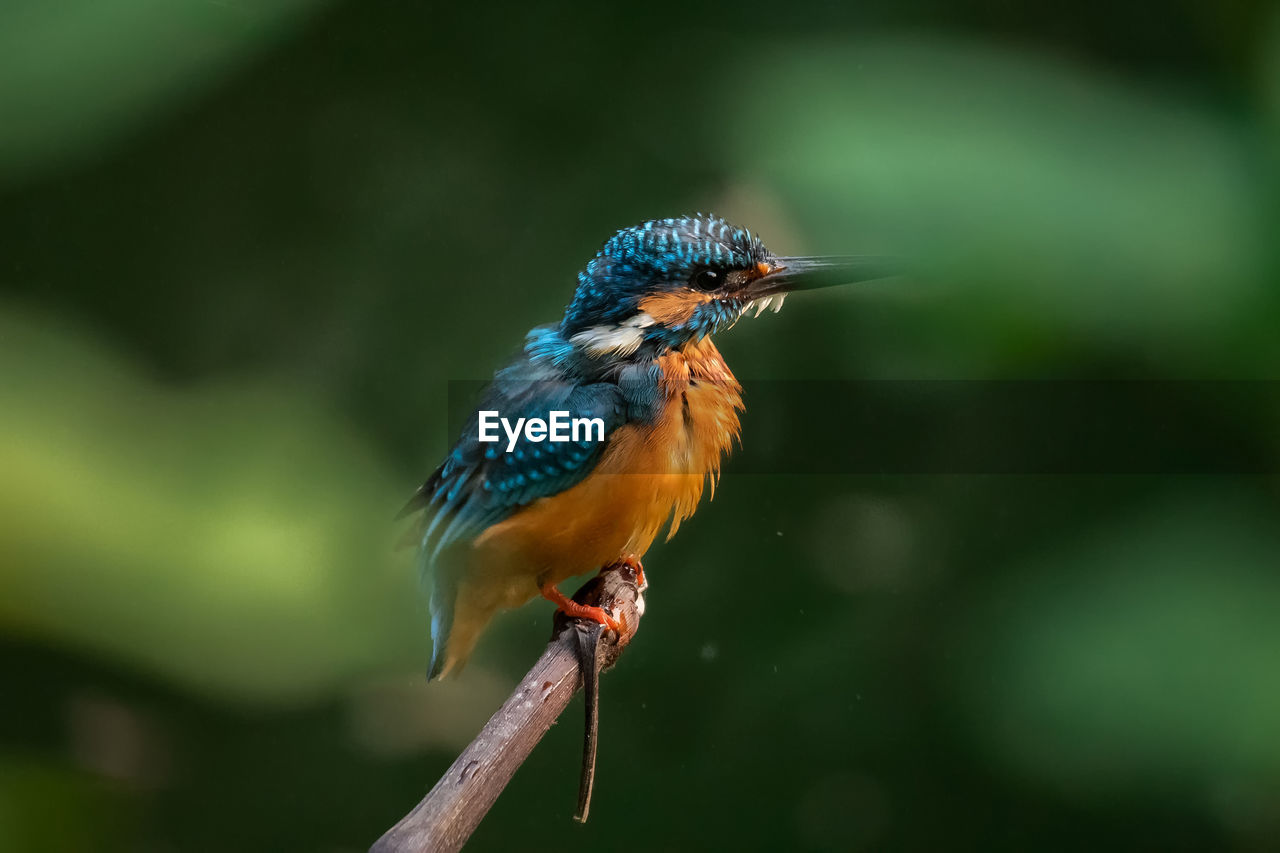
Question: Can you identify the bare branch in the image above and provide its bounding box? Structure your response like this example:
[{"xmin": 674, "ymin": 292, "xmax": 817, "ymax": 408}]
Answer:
[{"xmin": 370, "ymin": 563, "xmax": 644, "ymax": 853}]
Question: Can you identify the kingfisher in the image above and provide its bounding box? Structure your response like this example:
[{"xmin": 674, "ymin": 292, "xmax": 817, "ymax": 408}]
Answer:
[{"xmin": 403, "ymin": 214, "xmax": 888, "ymax": 678}]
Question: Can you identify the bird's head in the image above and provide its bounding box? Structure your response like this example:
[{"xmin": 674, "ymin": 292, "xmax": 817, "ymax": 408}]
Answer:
[{"xmin": 560, "ymin": 214, "xmax": 889, "ymax": 359}]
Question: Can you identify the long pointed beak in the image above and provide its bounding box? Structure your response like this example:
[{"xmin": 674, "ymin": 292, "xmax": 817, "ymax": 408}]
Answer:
[{"xmin": 749, "ymin": 256, "xmax": 900, "ymax": 297}]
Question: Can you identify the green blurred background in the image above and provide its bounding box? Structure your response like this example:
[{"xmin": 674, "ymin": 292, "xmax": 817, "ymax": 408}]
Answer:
[{"xmin": 2, "ymin": 1, "xmax": 1279, "ymax": 850}]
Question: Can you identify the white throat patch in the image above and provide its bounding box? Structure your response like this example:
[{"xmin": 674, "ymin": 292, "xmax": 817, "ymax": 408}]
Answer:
[{"xmin": 570, "ymin": 312, "xmax": 656, "ymax": 357}]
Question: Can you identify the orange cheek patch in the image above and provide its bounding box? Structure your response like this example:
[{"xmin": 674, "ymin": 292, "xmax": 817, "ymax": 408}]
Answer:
[{"xmin": 638, "ymin": 291, "xmax": 711, "ymax": 326}]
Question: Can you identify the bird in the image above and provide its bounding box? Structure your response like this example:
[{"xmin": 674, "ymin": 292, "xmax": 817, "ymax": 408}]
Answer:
[{"xmin": 402, "ymin": 214, "xmax": 889, "ymax": 679}]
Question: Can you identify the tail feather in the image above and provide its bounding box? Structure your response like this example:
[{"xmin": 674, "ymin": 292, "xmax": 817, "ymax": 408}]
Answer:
[
  {"xmin": 426, "ymin": 563, "xmax": 457, "ymax": 680},
  {"xmin": 426, "ymin": 580, "xmax": 500, "ymax": 680}
]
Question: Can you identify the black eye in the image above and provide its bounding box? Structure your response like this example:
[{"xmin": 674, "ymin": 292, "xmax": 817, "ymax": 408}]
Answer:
[{"xmin": 690, "ymin": 268, "xmax": 721, "ymax": 291}]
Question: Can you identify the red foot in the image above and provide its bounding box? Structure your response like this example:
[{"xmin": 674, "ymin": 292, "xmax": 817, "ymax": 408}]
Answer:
[{"xmin": 540, "ymin": 582, "xmax": 626, "ymax": 634}]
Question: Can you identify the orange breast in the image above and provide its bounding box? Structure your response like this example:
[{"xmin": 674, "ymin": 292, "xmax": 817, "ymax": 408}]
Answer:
[
  {"xmin": 434, "ymin": 338, "xmax": 743, "ymax": 676},
  {"xmin": 468, "ymin": 337, "xmax": 742, "ymax": 602}
]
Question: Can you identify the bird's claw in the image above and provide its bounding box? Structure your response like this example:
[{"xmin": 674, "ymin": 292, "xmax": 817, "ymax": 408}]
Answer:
[
  {"xmin": 580, "ymin": 603, "xmax": 625, "ymax": 636},
  {"xmin": 540, "ymin": 583, "xmax": 626, "ymax": 635}
]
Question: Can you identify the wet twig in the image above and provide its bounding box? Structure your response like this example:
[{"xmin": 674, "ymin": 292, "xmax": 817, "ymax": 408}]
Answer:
[{"xmin": 370, "ymin": 562, "xmax": 644, "ymax": 853}]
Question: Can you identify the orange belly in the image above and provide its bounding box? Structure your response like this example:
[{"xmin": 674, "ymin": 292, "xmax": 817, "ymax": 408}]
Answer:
[{"xmin": 436, "ymin": 338, "xmax": 742, "ymax": 675}]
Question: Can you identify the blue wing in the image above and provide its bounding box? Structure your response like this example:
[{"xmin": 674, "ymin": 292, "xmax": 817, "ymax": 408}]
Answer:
[
  {"xmin": 411, "ymin": 379, "xmax": 626, "ymax": 558},
  {"xmin": 402, "ymin": 356, "xmax": 629, "ymax": 677}
]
